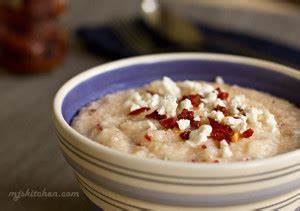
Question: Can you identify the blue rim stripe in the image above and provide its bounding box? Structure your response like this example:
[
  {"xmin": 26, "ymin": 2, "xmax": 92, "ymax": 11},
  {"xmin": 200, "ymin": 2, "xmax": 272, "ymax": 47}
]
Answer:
[
  {"xmin": 256, "ymin": 193, "xmax": 300, "ymax": 210},
  {"xmin": 56, "ymin": 131, "xmax": 300, "ymax": 186},
  {"xmin": 76, "ymin": 175, "xmax": 149, "ymax": 211},
  {"xmin": 55, "ymin": 129, "xmax": 300, "ymax": 182}
]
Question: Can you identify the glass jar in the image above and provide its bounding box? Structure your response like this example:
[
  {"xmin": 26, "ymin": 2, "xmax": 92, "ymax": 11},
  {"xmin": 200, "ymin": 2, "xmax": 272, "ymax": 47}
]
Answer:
[{"xmin": 0, "ymin": 0, "xmax": 68, "ymax": 73}]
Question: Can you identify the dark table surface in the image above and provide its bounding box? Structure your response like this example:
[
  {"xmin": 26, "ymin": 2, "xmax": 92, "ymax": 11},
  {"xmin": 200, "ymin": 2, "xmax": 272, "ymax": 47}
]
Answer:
[{"xmin": 1, "ymin": 1, "xmax": 299, "ymax": 210}]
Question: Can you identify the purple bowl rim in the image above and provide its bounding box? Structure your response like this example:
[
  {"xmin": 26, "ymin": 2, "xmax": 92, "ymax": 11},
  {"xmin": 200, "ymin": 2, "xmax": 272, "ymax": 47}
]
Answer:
[{"xmin": 53, "ymin": 53, "xmax": 300, "ymax": 170}]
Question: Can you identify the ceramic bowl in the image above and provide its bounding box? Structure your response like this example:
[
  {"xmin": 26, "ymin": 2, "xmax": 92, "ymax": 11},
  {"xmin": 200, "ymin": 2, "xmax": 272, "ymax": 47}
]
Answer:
[{"xmin": 53, "ymin": 53, "xmax": 300, "ymax": 210}]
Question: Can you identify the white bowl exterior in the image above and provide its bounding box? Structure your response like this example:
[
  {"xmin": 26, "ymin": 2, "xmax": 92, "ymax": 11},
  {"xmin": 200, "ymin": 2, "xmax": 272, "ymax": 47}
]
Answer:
[{"xmin": 53, "ymin": 53, "xmax": 300, "ymax": 210}]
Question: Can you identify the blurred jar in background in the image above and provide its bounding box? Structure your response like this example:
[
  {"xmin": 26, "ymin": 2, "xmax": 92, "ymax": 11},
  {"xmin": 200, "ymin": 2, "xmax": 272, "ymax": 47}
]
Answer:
[{"xmin": 0, "ymin": 0, "xmax": 68, "ymax": 73}]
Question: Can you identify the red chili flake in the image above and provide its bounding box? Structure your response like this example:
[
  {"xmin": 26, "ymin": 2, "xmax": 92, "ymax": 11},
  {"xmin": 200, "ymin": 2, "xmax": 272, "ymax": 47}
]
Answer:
[
  {"xmin": 179, "ymin": 130, "xmax": 190, "ymax": 140},
  {"xmin": 159, "ymin": 117, "xmax": 178, "ymax": 129},
  {"xmin": 191, "ymin": 159, "xmax": 197, "ymax": 163},
  {"xmin": 96, "ymin": 123, "xmax": 102, "ymax": 131},
  {"xmin": 145, "ymin": 110, "xmax": 166, "ymax": 120},
  {"xmin": 178, "ymin": 109, "xmax": 194, "ymax": 120},
  {"xmin": 208, "ymin": 118, "xmax": 233, "ymax": 141},
  {"xmin": 129, "ymin": 107, "xmax": 150, "ymax": 115},
  {"xmin": 181, "ymin": 94, "xmax": 203, "ymax": 107},
  {"xmin": 213, "ymin": 160, "xmax": 220, "ymax": 163},
  {"xmin": 216, "ymin": 87, "xmax": 229, "ymax": 100},
  {"xmin": 190, "ymin": 120, "xmax": 201, "ymax": 129},
  {"xmin": 189, "ymin": 94, "xmax": 202, "ymax": 107},
  {"xmin": 201, "ymin": 145, "xmax": 207, "ymax": 150},
  {"xmin": 144, "ymin": 134, "xmax": 152, "ymax": 141},
  {"xmin": 242, "ymin": 129, "xmax": 254, "ymax": 138},
  {"xmin": 214, "ymin": 105, "xmax": 230, "ymax": 116}
]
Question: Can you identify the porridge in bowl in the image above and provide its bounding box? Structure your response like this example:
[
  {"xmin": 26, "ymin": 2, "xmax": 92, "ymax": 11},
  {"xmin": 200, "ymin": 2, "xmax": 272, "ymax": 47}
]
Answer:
[{"xmin": 72, "ymin": 77, "xmax": 300, "ymax": 163}]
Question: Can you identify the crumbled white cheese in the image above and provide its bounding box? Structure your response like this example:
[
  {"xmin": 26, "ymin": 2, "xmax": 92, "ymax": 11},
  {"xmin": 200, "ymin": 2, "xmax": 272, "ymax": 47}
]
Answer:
[
  {"xmin": 181, "ymin": 80, "xmax": 203, "ymax": 94},
  {"xmin": 130, "ymin": 104, "xmax": 141, "ymax": 112},
  {"xmin": 215, "ymin": 76, "xmax": 224, "ymax": 84},
  {"xmin": 230, "ymin": 95, "xmax": 246, "ymax": 109},
  {"xmin": 162, "ymin": 76, "xmax": 181, "ymax": 97},
  {"xmin": 197, "ymin": 104, "xmax": 209, "ymax": 119},
  {"xmin": 157, "ymin": 95, "xmax": 178, "ymax": 117},
  {"xmin": 229, "ymin": 95, "xmax": 246, "ymax": 115},
  {"xmin": 246, "ymin": 108, "xmax": 278, "ymax": 133},
  {"xmin": 209, "ymin": 110, "xmax": 224, "ymax": 122},
  {"xmin": 133, "ymin": 92, "xmax": 147, "ymax": 106},
  {"xmin": 147, "ymin": 120, "xmax": 157, "ymax": 130},
  {"xmin": 126, "ymin": 92, "xmax": 148, "ymax": 110},
  {"xmin": 262, "ymin": 110, "xmax": 278, "ymax": 132},
  {"xmin": 147, "ymin": 94, "xmax": 160, "ymax": 109},
  {"xmin": 186, "ymin": 124, "xmax": 212, "ymax": 147},
  {"xmin": 214, "ymin": 98, "xmax": 226, "ymax": 107},
  {"xmin": 194, "ymin": 115, "xmax": 201, "ymax": 121},
  {"xmin": 203, "ymin": 91, "xmax": 218, "ymax": 104},
  {"xmin": 220, "ymin": 140, "xmax": 233, "ymax": 158},
  {"xmin": 181, "ymin": 81, "xmax": 214, "ymax": 95},
  {"xmin": 201, "ymin": 84, "xmax": 215, "ymax": 94},
  {"xmin": 223, "ymin": 116, "xmax": 247, "ymax": 132},
  {"xmin": 177, "ymin": 119, "xmax": 190, "ymax": 131},
  {"xmin": 246, "ymin": 108, "xmax": 263, "ymax": 126},
  {"xmin": 180, "ymin": 99, "xmax": 193, "ymax": 110}
]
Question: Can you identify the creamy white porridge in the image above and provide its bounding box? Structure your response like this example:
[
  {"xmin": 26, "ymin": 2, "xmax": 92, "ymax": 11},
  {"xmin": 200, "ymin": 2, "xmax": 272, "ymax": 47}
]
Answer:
[{"xmin": 72, "ymin": 77, "xmax": 300, "ymax": 163}]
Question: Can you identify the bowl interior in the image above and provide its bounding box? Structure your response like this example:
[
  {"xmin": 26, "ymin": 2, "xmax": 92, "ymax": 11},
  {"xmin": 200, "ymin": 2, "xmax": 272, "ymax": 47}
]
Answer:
[{"xmin": 62, "ymin": 59, "xmax": 299, "ymax": 124}]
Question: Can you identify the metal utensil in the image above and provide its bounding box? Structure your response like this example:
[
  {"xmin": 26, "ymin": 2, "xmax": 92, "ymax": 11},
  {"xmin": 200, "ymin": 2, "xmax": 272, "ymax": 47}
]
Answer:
[{"xmin": 141, "ymin": 0, "xmax": 203, "ymax": 49}]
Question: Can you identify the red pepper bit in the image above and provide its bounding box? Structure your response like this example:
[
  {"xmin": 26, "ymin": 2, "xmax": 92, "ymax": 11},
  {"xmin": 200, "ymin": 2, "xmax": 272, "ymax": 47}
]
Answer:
[
  {"xmin": 201, "ymin": 145, "xmax": 207, "ymax": 150},
  {"xmin": 181, "ymin": 94, "xmax": 203, "ymax": 107},
  {"xmin": 144, "ymin": 134, "xmax": 152, "ymax": 141},
  {"xmin": 214, "ymin": 105, "xmax": 230, "ymax": 116},
  {"xmin": 179, "ymin": 130, "xmax": 190, "ymax": 140},
  {"xmin": 159, "ymin": 117, "xmax": 178, "ymax": 129},
  {"xmin": 242, "ymin": 129, "xmax": 254, "ymax": 138},
  {"xmin": 216, "ymin": 87, "xmax": 229, "ymax": 100},
  {"xmin": 145, "ymin": 110, "xmax": 166, "ymax": 120},
  {"xmin": 178, "ymin": 109, "xmax": 194, "ymax": 120},
  {"xmin": 213, "ymin": 160, "xmax": 220, "ymax": 163},
  {"xmin": 190, "ymin": 120, "xmax": 201, "ymax": 129},
  {"xmin": 208, "ymin": 117, "xmax": 233, "ymax": 142},
  {"xmin": 129, "ymin": 107, "xmax": 150, "ymax": 115},
  {"xmin": 96, "ymin": 123, "xmax": 103, "ymax": 131}
]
